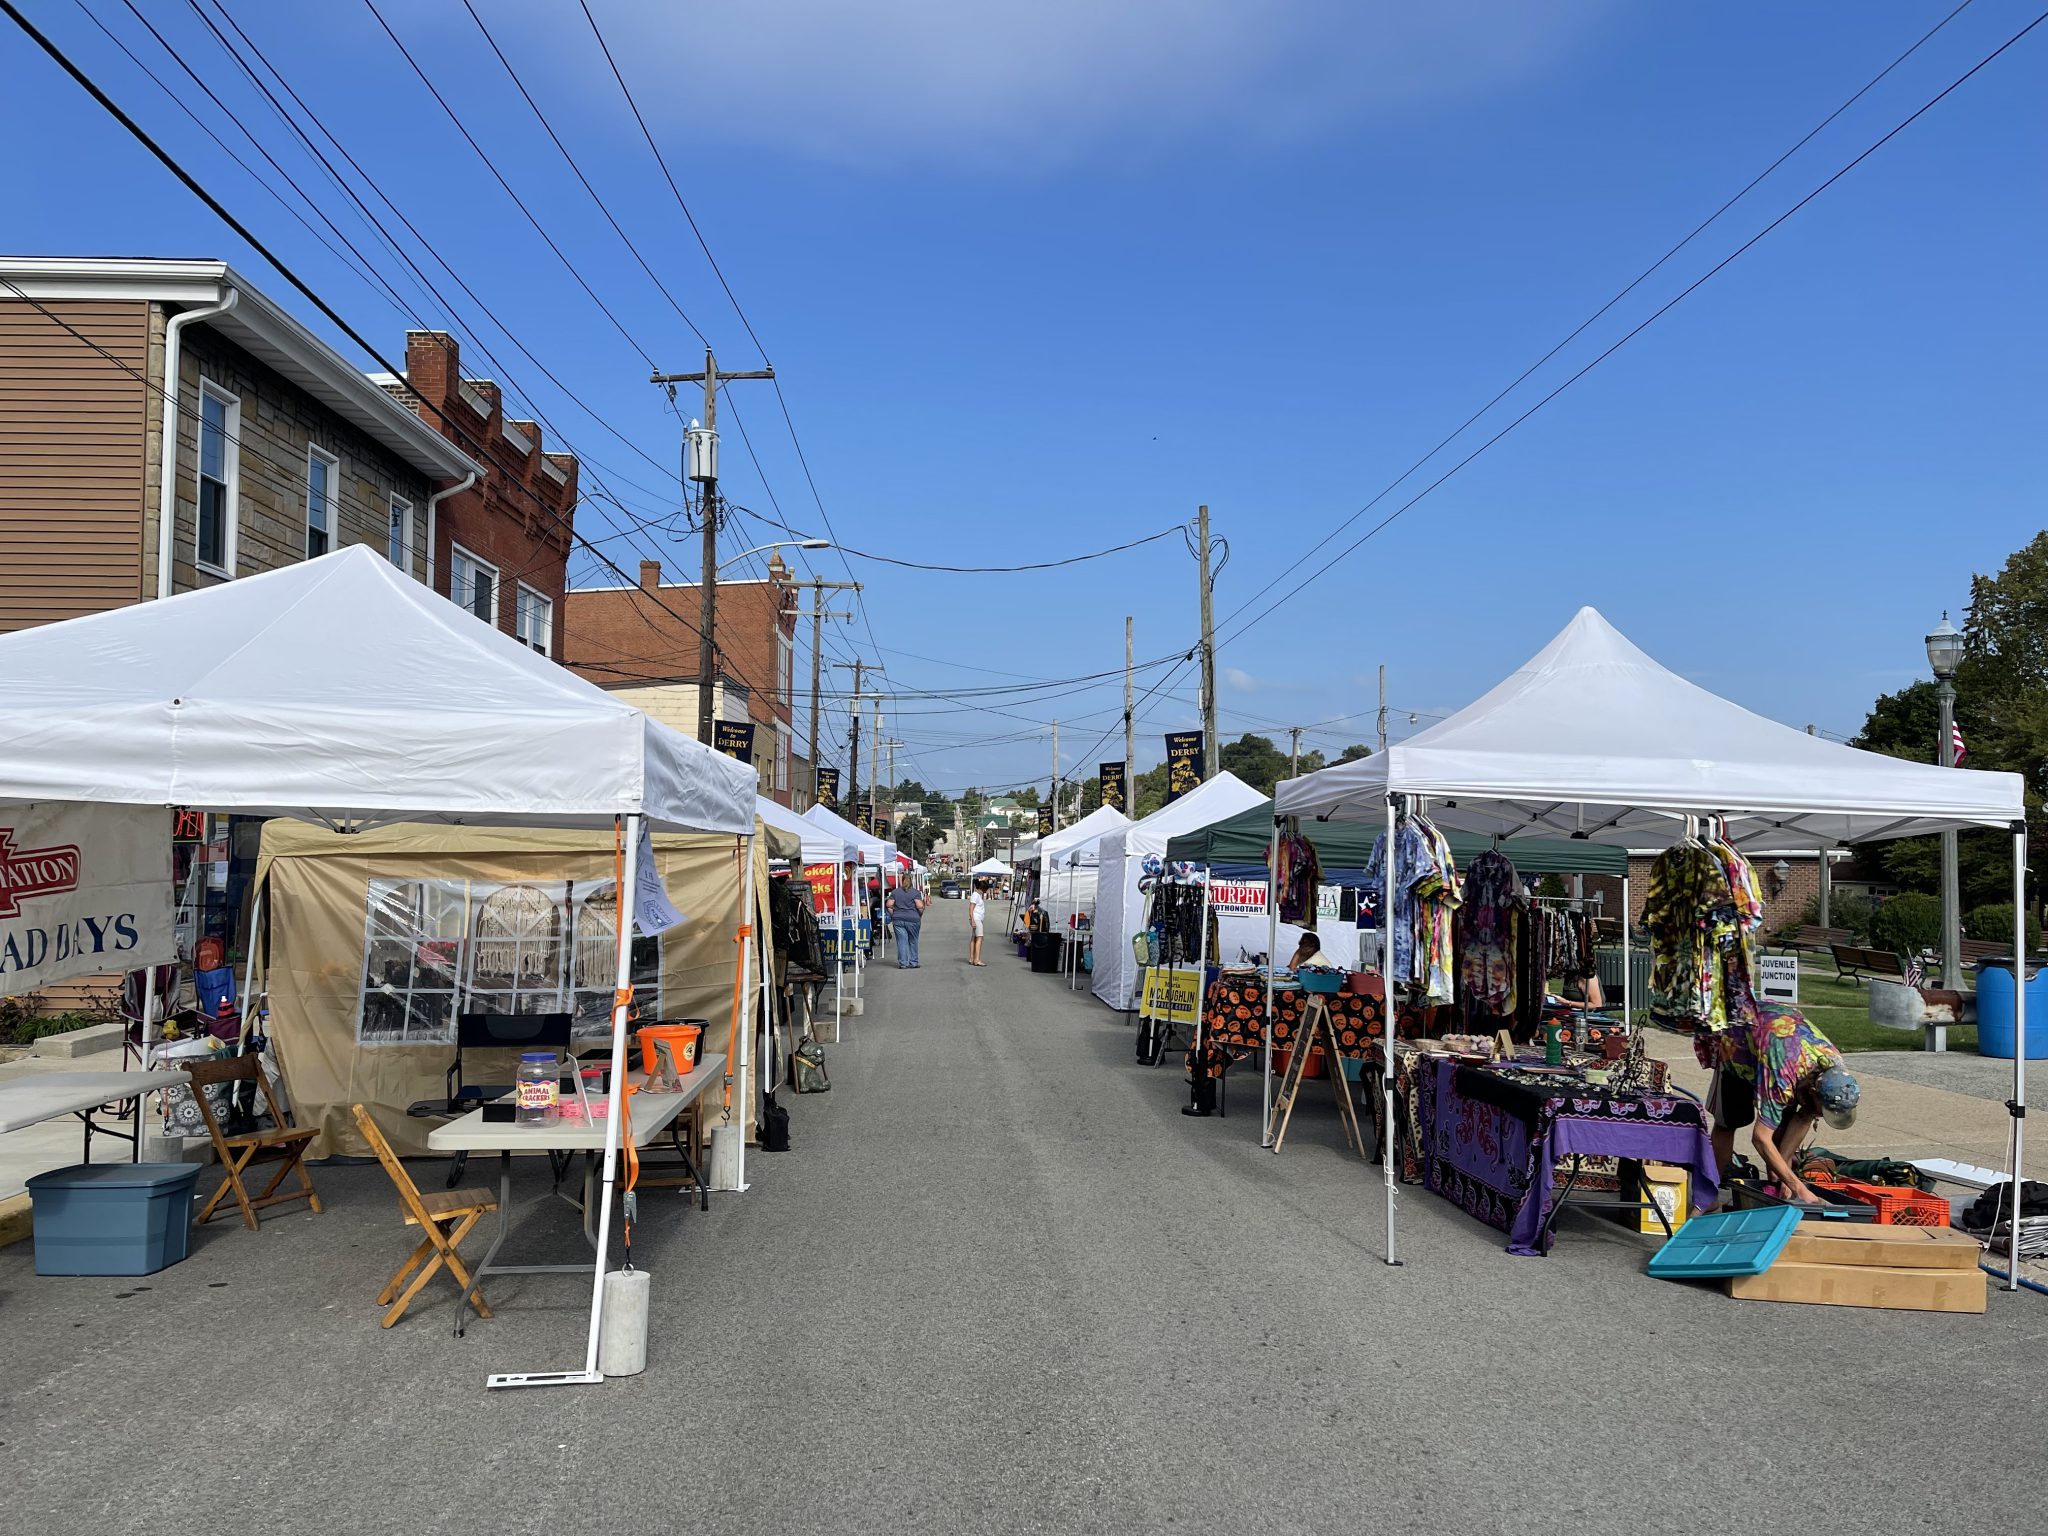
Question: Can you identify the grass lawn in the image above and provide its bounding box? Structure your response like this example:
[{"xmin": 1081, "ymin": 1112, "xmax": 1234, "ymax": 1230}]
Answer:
[{"xmin": 1764, "ymin": 968, "xmax": 1975, "ymax": 1054}]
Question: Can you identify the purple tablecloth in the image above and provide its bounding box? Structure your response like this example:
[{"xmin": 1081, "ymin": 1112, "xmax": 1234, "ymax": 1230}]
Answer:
[{"xmin": 1419, "ymin": 1059, "xmax": 1719, "ymax": 1256}]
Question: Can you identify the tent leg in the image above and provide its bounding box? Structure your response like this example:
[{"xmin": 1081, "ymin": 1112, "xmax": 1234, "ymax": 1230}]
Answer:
[
  {"xmin": 1621, "ymin": 873, "xmax": 1632, "ymax": 1032},
  {"xmin": 1194, "ymin": 865, "xmax": 1211, "ymax": 1057},
  {"xmin": 2002, "ymin": 826, "xmax": 2028, "ymax": 1292},
  {"xmin": 727, "ymin": 834, "xmax": 759, "ymax": 1193},
  {"xmin": 130, "ymin": 963, "xmax": 158, "ymax": 1161},
  {"xmin": 1382, "ymin": 794, "xmax": 1400, "ymax": 1267},
  {"xmin": 1263, "ymin": 821, "xmax": 1279, "ymax": 1145},
  {"xmin": 581, "ymin": 813, "xmax": 643, "ymax": 1380}
]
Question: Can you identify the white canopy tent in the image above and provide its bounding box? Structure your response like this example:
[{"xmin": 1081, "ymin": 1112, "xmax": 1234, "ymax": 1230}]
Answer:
[
  {"xmin": 1090, "ymin": 772, "xmax": 1266, "ymax": 1012},
  {"xmin": 0, "ymin": 546, "xmax": 761, "ymax": 1379},
  {"xmin": 1025, "ymin": 805, "xmax": 1129, "ymax": 936},
  {"xmin": 970, "ymin": 857, "xmax": 1013, "ymax": 877},
  {"xmin": 757, "ymin": 795, "xmax": 851, "ymax": 866},
  {"xmin": 1276, "ymin": 608, "xmax": 2030, "ymax": 1277},
  {"xmin": 801, "ymin": 803, "xmax": 893, "ymax": 866}
]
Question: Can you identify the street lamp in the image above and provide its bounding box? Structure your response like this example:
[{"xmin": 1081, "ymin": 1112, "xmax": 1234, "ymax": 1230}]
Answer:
[
  {"xmin": 1926, "ymin": 611, "xmax": 1965, "ymax": 990},
  {"xmin": 714, "ymin": 537, "xmax": 828, "ymax": 574}
]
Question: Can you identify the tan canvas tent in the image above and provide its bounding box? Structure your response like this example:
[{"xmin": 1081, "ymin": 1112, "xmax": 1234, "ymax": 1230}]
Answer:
[{"xmin": 254, "ymin": 819, "xmax": 792, "ymax": 1159}]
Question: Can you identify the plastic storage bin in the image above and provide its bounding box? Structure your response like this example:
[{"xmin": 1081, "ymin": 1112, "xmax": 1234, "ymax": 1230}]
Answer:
[
  {"xmin": 1975, "ymin": 956, "xmax": 2048, "ymax": 1060},
  {"xmin": 25, "ymin": 1162, "xmax": 201, "ymax": 1276}
]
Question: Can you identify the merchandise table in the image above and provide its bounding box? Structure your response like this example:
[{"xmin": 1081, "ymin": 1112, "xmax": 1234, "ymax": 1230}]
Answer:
[
  {"xmin": 1390, "ymin": 1056, "xmax": 1715, "ymax": 1255},
  {"xmin": 1199, "ymin": 971, "xmax": 1435, "ymax": 1061},
  {"xmin": 0, "ymin": 1069, "xmax": 191, "ymax": 1162},
  {"xmin": 428, "ymin": 1054, "xmax": 723, "ymax": 1334}
]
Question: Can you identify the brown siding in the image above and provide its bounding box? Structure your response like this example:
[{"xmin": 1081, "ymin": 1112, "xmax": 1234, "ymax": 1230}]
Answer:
[{"xmin": 0, "ymin": 299, "xmax": 150, "ymax": 630}]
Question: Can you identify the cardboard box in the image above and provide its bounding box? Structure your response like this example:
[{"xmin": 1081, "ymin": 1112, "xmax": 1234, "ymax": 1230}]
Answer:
[
  {"xmin": 1727, "ymin": 1260, "xmax": 1987, "ymax": 1314},
  {"xmin": 1619, "ymin": 1159, "xmax": 1690, "ymax": 1235},
  {"xmin": 1781, "ymin": 1224, "xmax": 1980, "ymax": 1272}
]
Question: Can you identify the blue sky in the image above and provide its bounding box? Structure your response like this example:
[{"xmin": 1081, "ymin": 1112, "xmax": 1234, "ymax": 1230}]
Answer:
[{"xmin": 6, "ymin": 1, "xmax": 2042, "ymax": 797}]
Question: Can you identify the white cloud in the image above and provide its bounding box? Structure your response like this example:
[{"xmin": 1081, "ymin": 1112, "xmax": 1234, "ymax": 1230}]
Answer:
[
  {"xmin": 519, "ymin": 1, "xmax": 1613, "ymax": 172},
  {"xmin": 1224, "ymin": 667, "xmax": 1259, "ymax": 692}
]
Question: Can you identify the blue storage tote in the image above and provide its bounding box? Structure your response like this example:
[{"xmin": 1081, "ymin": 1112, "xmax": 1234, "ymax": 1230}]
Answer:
[
  {"xmin": 25, "ymin": 1162, "xmax": 201, "ymax": 1276},
  {"xmin": 1646, "ymin": 1206, "xmax": 1801, "ymax": 1281},
  {"xmin": 1975, "ymin": 956, "xmax": 2048, "ymax": 1060}
]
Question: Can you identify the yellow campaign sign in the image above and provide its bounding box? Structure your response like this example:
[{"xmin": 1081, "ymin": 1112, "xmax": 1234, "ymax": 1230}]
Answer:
[{"xmin": 1141, "ymin": 966, "xmax": 1203, "ymax": 1027}]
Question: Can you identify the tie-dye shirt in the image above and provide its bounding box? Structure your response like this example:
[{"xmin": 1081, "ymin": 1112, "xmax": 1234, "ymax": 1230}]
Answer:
[{"xmin": 1698, "ymin": 1002, "xmax": 1841, "ymax": 1130}]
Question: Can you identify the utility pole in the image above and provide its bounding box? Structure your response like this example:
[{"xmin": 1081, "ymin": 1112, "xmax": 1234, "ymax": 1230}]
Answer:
[
  {"xmin": 881, "ymin": 737, "xmax": 904, "ymax": 845},
  {"xmin": 1050, "ymin": 719, "xmax": 1062, "ymax": 833},
  {"xmin": 650, "ymin": 348, "xmax": 775, "ymax": 744},
  {"xmin": 1289, "ymin": 726, "xmax": 1302, "ymax": 780},
  {"xmin": 870, "ymin": 695, "xmax": 883, "ymax": 832},
  {"xmin": 798, "ymin": 580, "xmax": 857, "ymax": 807},
  {"xmin": 1376, "ymin": 665, "xmax": 1387, "ymax": 754},
  {"xmin": 832, "ymin": 659, "xmax": 867, "ymax": 824},
  {"xmin": 1123, "ymin": 615, "xmax": 1135, "ymax": 780},
  {"xmin": 1197, "ymin": 504, "xmax": 1217, "ymax": 779}
]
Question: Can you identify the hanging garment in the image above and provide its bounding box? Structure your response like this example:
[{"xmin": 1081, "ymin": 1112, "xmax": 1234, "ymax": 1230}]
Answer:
[
  {"xmin": 1362, "ymin": 821, "xmax": 1438, "ymax": 989},
  {"xmin": 1456, "ymin": 849, "xmax": 1521, "ymax": 1024},
  {"xmin": 1411, "ymin": 819, "xmax": 1463, "ymax": 1006},
  {"xmin": 1275, "ymin": 827, "xmax": 1321, "ymax": 926}
]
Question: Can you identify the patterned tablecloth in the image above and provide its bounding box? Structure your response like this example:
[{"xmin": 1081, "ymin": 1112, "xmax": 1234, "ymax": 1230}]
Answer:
[
  {"xmin": 1413, "ymin": 1058, "xmax": 1717, "ymax": 1255},
  {"xmin": 1199, "ymin": 972, "xmax": 1435, "ymax": 1060}
]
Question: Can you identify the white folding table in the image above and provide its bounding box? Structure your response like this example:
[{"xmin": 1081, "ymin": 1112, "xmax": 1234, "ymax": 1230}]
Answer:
[
  {"xmin": 0, "ymin": 1069, "xmax": 191, "ymax": 1161},
  {"xmin": 427, "ymin": 1055, "xmax": 725, "ymax": 1335}
]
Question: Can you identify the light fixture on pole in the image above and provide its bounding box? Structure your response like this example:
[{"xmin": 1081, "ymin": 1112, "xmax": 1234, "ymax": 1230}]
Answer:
[
  {"xmin": 714, "ymin": 537, "xmax": 829, "ymax": 574},
  {"xmin": 1926, "ymin": 611, "xmax": 1965, "ymax": 991}
]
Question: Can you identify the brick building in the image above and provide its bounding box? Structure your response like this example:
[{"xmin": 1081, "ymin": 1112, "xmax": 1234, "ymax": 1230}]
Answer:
[
  {"xmin": 379, "ymin": 331, "xmax": 577, "ymax": 656},
  {"xmin": 561, "ymin": 555, "xmax": 798, "ymax": 803}
]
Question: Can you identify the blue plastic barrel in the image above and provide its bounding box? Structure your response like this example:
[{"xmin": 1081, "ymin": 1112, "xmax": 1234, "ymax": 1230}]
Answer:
[{"xmin": 1975, "ymin": 956, "xmax": 2048, "ymax": 1060}]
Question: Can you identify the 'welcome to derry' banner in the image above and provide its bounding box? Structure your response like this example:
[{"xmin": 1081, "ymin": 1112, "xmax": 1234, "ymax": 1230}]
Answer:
[{"xmin": 0, "ymin": 804, "xmax": 173, "ymax": 997}]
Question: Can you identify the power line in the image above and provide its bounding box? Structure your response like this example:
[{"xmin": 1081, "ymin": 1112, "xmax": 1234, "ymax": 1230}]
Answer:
[
  {"xmin": 1214, "ymin": 4, "xmax": 2047, "ymax": 650},
  {"xmin": 835, "ymin": 525, "xmax": 1186, "ymax": 573},
  {"xmin": 1213, "ymin": 0, "xmax": 1995, "ymax": 644}
]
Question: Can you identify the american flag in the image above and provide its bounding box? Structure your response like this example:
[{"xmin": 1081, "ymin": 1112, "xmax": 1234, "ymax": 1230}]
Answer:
[
  {"xmin": 1904, "ymin": 955, "xmax": 1925, "ymax": 987},
  {"xmin": 1951, "ymin": 722, "xmax": 1967, "ymax": 766}
]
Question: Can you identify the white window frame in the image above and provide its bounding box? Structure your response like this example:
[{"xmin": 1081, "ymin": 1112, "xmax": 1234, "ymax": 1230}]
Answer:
[
  {"xmin": 386, "ymin": 493, "xmax": 414, "ymax": 573},
  {"xmin": 778, "ymin": 628, "xmax": 794, "ymax": 707},
  {"xmin": 305, "ymin": 443, "xmax": 338, "ymax": 558},
  {"xmin": 449, "ymin": 544, "xmax": 499, "ymax": 627},
  {"xmin": 514, "ymin": 582, "xmax": 553, "ymax": 655},
  {"xmin": 194, "ymin": 377, "xmax": 240, "ymax": 577},
  {"xmin": 775, "ymin": 722, "xmax": 790, "ymax": 792}
]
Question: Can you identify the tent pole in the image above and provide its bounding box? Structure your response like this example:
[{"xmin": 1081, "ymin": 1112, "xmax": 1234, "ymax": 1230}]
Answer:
[
  {"xmin": 1382, "ymin": 793, "xmax": 1400, "ymax": 1266},
  {"xmin": 1621, "ymin": 873, "xmax": 1632, "ymax": 1033},
  {"xmin": 131, "ymin": 962, "xmax": 158, "ymax": 1160},
  {"xmin": 2004, "ymin": 824, "xmax": 2028, "ymax": 1292},
  {"xmin": 1262, "ymin": 821, "xmax": 1280, "ymax": 1146},
  {"xmin": 732, "ymin": 833, "xmax": 759, "ymax": 1192},
  {"xmin": 581, "ymin": 811, "xmax": 643, "ymax": 1378},
  {"xmin": 1194, "ymin": 864, "xmax": 1211, "ymax": 1057},
  {"xmin": 236, "ymin": 878, "xmax": 266, "ymax": 1048}
]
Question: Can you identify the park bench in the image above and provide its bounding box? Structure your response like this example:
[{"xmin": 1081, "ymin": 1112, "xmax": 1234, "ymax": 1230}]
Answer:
[
  {"xmin": 1830, "ymin": 944, "xmax": 1905, "ymax": 985},
  {"xmin": 1775, "ymin": 924, "xmax": 1852, "ymax": 956}
]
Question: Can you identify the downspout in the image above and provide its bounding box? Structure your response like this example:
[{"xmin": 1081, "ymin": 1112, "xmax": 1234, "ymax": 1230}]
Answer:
[
  {"xmin": 423, "ymin": 469, "xmax": 479, "ymax": 592},
  {"xmin": 155, "ymin": 286, "xmax": 238, "ymax": 600}
]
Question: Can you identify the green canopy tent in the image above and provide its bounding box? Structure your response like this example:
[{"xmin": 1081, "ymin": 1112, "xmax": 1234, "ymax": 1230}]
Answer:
[{"xmin": 1163, "ymin": 798, "xmax": 1632, "ymax": 1143}]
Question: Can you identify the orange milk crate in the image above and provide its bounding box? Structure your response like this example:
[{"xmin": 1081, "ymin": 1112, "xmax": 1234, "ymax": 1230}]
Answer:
[{"xmin": 1809, "ymin": 1178, "xmax": 1950, "ymax": 1227}]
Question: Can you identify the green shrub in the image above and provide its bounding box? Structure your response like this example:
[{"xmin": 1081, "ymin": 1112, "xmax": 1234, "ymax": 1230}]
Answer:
[
  {"xmin": 1776, "ymin": 892, "xmax": 1874, "ymax": 943},
  {"xmin": 1869, "ymin": 893, "xmax": 1943, "ymax": 959},
  {"xmin": 1964, "ymin": 903, "xmax": 2041, "ymax": 948}
]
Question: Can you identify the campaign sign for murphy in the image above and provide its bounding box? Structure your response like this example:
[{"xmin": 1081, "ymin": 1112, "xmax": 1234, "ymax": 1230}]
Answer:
[{"xmin": 0, "ymin": 804, "xmax": 172, "ymax": 996}]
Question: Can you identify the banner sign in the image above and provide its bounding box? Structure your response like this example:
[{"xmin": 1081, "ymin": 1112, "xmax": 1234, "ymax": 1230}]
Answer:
[
  {"xmin": 1, "ymin": 804, "xmax": 173, "ymax": 997},
  {"xmin": 1099, "ymin": 761, "xmax": 1126, "ymax": 812},
  {"xmin": 1037, "ymin": 804, "xmax": 1055, "ymax": 837},
  {"xmin": 632, "ymin": 819, "xmax": 687, "ymax": 936},
  {"xmin": 1209, "ymin": 878, "xmax": 1268, "ymax": 916},
  {"xmin": 801, "ymin": 862, "xmax": 839, "ymax": 916},
  {"xmin": 1164, "ymin": 731, "xmax": 1204, "ymax": 802},
  {"xmin": 1140, "ymin": 965, "xmax": 1203, "ymax": 1027},
  {"xmin": 713, "ymin": 720, "xmax": 756, "ymax": 763},
  {"xmin": 815, "ymin": 767, "xmax": 840, "ymax": 811}
]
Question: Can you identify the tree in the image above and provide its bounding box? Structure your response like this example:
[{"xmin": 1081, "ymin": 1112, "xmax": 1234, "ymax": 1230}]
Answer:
[
  {"xmin": 1076, "ymin": 776, "xmax": 1102, "ymax": 814},
  {"xmin": 1337, "ymin": 743, "xmax": 1374, "ymax": 764},
  {"xmin": 1218, "ymin": 733, "xmax": 1288, "ymax": 794},
  {"xmin": 884, "ymin": 778, "xmax": 931, "ymax": 806},
  {"xmin": 1012, "ymin": 786, "xmax": 1040, "ymax": 810}
]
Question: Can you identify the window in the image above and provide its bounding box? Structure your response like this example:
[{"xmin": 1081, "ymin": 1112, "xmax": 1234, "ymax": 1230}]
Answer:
[
  {"xmin": 514, "ymin": 584, "xmax": 553, "ymax": 655},
  {"xmin": 775, "ymin": 723, "xmax": 790, "ymax": 792},
  {"xmin": 305, "ymin": 444, "xmax": 337, "ymax": 557},
  {"xmin": 779, "ymin": 629, "xmax": 794, "ymax": 707},
  {"xmin": 195, "ymin": 380, "xmax": 239, "ymax": 574},
  {"xmin": 449, "ymin": 545, "xmax": 498, "ymax": 626},
  {"xmin": 386, "ymin": 494, "xmax": 413, "ymax": 571}
]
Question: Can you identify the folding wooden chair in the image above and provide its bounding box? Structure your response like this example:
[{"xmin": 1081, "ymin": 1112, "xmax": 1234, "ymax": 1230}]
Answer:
[
  {"xmin": 184, "ymin": 1053, "xmax": 323, "ymax": 1231},
  {"xmin": 350, "ymin": 1105, "xmax": 497, "ymax": 1328}
]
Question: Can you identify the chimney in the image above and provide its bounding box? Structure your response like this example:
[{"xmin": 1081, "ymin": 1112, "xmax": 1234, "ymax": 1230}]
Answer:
[{"xmin": 639, "ymin": 560, "xmax": 662, "ymax": 591}]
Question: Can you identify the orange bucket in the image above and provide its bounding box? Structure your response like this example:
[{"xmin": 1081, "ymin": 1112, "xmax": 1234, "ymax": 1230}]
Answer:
[{"xmin": 637, "ymin": 1023, "xmax": 703, "ymax": 1077}]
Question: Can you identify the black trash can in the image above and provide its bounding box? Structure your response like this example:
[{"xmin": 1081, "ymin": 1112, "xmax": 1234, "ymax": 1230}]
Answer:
[{"xmin": 1029, "ymin": 933, "xmax": 1065, "ymax": 974}]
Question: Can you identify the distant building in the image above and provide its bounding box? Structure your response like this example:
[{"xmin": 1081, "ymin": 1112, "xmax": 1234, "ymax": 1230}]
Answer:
[{"xmin": 561, "ymin": 556, "xmax": 798, "ymax": 804}]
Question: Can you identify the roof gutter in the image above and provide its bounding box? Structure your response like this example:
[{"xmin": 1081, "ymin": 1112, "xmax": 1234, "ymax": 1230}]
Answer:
[
  {"xmin": 156, "ymin": 284, "xmax": 238, "ymax": 600},
  {"xmin": 423, "ymin": 470, "xmax": 479, "ymax": 593}
]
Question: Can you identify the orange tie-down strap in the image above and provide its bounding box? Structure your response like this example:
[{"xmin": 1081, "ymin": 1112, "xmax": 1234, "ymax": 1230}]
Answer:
[{"xmin": 723, "ymin": 922, "xmax": 754, "ymax": 1116}]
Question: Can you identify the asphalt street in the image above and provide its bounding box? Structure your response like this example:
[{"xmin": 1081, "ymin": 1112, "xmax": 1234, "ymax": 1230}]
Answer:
[{"xmin": 2, "ymin": 897, "xmax": 2040, "ymax": 1536}]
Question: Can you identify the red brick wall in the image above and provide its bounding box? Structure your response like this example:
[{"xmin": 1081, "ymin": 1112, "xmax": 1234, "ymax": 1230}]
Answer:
[
  {"xmin": 559, "ymin": 556, "xmax": 798, "ymax": 800},
  {"xmin": 1586, "ymin": 855, "xmax": 1821, "ymax": 938},
  {"xmin": 399, "ymin": 332, "xmax": 575, "ymax": 654}
]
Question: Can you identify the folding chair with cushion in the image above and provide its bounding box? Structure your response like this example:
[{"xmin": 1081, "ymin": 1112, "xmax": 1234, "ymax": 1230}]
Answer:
[
  {"xmin": 351, "ymin": 1104, "xmax": 497, "ymax": 1328},
  {"xmin": 183, "ymin": 1053, "xmax": 322, "ymax": 1231}
]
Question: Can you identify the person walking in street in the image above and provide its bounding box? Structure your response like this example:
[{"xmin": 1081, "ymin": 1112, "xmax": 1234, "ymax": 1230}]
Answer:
[
  {"xmin": 968, "ymin": 880, "xmax": 988, "ymax": 966},
  {"xmin": 888, "ymin": 880, "xmax": 928, "ymax": 968}
]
